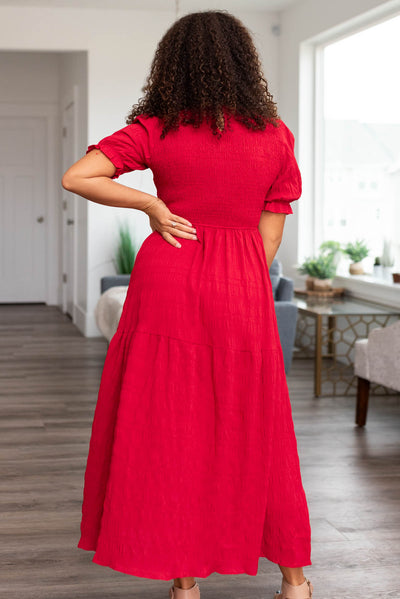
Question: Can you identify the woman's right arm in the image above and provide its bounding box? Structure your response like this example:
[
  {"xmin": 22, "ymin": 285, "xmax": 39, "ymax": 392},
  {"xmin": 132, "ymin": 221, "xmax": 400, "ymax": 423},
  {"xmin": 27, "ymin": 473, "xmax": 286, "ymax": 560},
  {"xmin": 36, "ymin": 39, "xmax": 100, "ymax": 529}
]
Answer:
[
  {"xmin": 62, "ymin": 149, "xmax": 197, "ymax": 248},
  {"xmin": 257, "ymin": 211, "xmax": 286, "ymax": 270}
]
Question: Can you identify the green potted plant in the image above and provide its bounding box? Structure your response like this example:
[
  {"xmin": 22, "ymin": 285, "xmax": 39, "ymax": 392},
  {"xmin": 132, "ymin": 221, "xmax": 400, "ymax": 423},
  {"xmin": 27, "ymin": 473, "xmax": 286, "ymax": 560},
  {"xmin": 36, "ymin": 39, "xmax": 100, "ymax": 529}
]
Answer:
[
  {"xmin": 373, "ymin": 256, "xmax": 382, "ymax": 278},
  {"xmin": 298, "ymin": 252, "xmax": 337, "ymax": 291},
  {"xmin": 319, "ymin": 240, "xmax": 343, "ymax": 268},
  {"xmin": 113, "ymin": 222, "xmax": 138, "ymax": 276},
  {"xmin": 343, "ymin": 239, "xmax": 369, "ymax": 275}
]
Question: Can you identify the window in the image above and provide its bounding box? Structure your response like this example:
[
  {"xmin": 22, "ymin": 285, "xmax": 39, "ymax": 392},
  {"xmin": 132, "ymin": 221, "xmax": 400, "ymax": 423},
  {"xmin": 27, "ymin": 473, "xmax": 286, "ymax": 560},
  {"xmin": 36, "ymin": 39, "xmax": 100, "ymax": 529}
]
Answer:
[{"xmin": 318, "ymin": 15, "xmax": 400, "ymax": 275}]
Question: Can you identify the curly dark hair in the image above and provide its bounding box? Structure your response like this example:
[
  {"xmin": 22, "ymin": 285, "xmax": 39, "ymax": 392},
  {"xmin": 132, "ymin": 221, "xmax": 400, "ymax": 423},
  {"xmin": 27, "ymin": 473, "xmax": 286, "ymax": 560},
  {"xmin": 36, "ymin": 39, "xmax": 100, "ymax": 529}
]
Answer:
[{"xmin": 125, "ymin": 10, "xmax": 280, "ymax": 139}]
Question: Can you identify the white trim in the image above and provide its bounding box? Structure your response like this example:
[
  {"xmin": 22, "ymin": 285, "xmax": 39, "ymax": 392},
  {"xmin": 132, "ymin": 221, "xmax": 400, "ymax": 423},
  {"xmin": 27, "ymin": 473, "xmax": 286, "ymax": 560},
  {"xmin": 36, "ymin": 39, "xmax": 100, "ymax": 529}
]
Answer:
[
  {"xmin": 75, "ymin": 302, "xmax": 100, "ymax": 338},
  {"xmin": 313, "ymin": 44, "xmax": 325, "ymax": 254},
  {"xmin": 74, "ymin": 302, "xmax": 100, "ymax": 337},
  {"xmin": 298, "ymin": 41, "xmax": 316, "ymax": 263},
  {"xmin": 61, "ymin": 84, "xmax": 80, "ymax": 325},
  {"xmin": 334, "ymin": 274, "xmax": 400, "ymax": 310},
  {"xmin": 0, "ymin": 101, "xmax": 60, "ymax": 306}
]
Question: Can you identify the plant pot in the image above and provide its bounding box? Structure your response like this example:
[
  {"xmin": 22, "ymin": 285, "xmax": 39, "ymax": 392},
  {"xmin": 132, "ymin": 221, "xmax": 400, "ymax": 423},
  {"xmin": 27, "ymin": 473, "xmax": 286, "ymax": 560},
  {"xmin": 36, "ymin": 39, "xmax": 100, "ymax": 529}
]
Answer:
[
  {"xmin": 313, "ymin": 278, "xmax": 333, "ymax": 291},
  {"xmin": 349, "ymin": 261, "xmax": 364, "ymax": 275},
  {"xmin": 392, "ymin": 272, "xmax": 400, "ymax": 284},
  {"xmin": 305, "ymin": 276, "xmax": 315, "ymax": 291}
]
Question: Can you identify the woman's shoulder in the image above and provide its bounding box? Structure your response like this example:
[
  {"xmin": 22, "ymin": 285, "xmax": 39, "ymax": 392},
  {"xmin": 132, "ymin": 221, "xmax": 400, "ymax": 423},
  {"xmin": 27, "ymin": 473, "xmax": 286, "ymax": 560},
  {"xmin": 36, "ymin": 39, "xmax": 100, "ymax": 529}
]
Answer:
[
  {"xmin": 125, "ymin": 113, "xmax": 296, "ymax": 149},
  {"xmin": 271, "ymin": 118, "xmax": 296, "ymax": 145},
  {"xmin": 128, "ymin": 113, "xmax": 163, "ymax": 129}
]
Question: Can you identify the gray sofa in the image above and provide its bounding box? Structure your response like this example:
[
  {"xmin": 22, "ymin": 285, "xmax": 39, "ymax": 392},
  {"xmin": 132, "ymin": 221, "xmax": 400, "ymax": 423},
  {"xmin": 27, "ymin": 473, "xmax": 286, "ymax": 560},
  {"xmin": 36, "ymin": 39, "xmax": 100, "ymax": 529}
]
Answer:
[
  {"xmin": 269, "ymin": 259, "xmax": 298, "ymax": 374},
  {"xmin": 98, "ymin": 258, "xmax": 298, "ymax": 373}
]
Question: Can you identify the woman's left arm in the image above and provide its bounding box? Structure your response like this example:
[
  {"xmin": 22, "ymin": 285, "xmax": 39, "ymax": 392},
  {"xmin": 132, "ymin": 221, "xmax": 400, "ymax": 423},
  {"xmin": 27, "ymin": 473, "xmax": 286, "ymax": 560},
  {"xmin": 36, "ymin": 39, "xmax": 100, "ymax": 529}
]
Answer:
[{"xmin": 257, "ymin": 211, "xmax": 286, "ymax": 270}]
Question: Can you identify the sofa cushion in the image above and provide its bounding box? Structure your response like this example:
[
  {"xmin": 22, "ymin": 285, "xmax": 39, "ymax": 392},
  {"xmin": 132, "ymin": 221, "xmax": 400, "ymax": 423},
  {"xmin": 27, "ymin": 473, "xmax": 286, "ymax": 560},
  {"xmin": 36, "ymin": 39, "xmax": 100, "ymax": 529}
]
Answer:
[{"xmin": 95, "ymin": 286, "xmax": 128, "ymax": 342}]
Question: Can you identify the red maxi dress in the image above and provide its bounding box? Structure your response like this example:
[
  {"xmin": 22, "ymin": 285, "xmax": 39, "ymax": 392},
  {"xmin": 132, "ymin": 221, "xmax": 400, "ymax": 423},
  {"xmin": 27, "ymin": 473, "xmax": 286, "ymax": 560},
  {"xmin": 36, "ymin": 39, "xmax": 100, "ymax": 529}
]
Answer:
[{"xmin": 78, "ymin": 109, "xmax": 312, "ymax": 579}]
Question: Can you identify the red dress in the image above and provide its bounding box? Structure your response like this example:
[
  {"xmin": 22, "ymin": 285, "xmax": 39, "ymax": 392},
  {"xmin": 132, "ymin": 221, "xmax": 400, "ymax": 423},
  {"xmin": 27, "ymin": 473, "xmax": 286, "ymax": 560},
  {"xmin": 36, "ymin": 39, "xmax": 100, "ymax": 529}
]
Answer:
[{"xmin": 78, "ymin": 110, "xmax": 312, "ymax": 579}]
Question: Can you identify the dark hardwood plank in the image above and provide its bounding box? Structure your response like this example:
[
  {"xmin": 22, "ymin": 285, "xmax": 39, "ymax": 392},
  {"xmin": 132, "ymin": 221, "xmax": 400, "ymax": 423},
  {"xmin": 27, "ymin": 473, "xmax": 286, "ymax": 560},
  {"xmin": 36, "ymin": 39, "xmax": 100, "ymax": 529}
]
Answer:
[{"xmin": 1, "ymin": 304, "xmax": 399, "ymax": 598}]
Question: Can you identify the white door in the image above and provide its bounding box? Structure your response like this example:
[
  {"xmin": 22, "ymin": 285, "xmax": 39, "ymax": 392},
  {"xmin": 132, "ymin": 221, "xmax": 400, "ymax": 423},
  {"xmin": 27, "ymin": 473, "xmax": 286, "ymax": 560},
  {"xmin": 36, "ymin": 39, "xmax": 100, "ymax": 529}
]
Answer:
[
  {"xmin": 0, "ymin": 116, "xmax": 47, "ymax": 302},
  {"xmin": 61, "ymin": 94, "xmax": 77, "ymax": 318}
]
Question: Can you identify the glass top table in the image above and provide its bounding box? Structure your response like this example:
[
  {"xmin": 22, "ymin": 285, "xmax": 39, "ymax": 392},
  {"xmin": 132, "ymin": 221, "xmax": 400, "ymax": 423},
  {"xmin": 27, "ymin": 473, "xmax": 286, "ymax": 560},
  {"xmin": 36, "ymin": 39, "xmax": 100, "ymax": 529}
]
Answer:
[
  {"xmin": 292, "ymin": 296, "xmax": 400, "ymax": 316},
  {"xmin": 292, "ymin": 294, "xmax": 400, "ymax": 396}
]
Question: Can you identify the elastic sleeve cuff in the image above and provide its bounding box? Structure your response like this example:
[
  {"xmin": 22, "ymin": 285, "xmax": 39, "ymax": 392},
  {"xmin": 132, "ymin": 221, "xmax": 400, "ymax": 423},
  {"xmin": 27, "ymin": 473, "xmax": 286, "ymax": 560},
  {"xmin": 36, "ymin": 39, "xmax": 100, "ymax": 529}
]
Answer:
[
  {"xmin": 86, "ymin": 142, "xmax": 123, "ymax": 179},
  {"xmin": 263, "ymin": 200, "xmax": 294, "ymax": 215}
]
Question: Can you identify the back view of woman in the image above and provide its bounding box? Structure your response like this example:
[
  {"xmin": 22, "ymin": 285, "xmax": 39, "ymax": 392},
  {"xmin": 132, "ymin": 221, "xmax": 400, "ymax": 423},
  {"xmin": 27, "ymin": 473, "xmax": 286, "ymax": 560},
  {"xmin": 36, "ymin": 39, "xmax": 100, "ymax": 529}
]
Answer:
[{"xmin": 62, "ymin": 10, "xmax": 313, "ymax": 599}]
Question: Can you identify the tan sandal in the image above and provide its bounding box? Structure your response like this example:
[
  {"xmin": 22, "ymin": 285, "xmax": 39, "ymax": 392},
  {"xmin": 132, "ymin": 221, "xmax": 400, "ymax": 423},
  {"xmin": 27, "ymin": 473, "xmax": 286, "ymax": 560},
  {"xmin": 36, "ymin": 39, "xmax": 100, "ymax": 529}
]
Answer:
[
  {"xmin": 274, "ymin": 576, "xmax": 313, "ymax": 599},
  {"xmin": 169, "ymin": 582, "xmax": 200, "ymax": 599}
]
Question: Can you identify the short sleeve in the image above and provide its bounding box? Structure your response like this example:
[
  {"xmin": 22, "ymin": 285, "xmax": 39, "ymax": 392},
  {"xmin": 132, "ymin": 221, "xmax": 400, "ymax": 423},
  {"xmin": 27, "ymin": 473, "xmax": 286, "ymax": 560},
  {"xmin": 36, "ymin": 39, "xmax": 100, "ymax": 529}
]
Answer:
[
  {"xmin": 86, "ymin": 116, "xmax": 150, "ymax": 179},
  {"xmin": 263, "ymin": 122, "xmax": 302, "ymax": 215}
]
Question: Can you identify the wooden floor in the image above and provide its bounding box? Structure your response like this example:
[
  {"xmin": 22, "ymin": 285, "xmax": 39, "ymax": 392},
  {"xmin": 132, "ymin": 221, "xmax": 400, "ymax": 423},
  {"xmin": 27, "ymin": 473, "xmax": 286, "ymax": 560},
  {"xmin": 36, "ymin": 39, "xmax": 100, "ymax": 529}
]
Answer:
[{"xmin": 1, "ymin": 304, "xmax": 399, "ymax": 599}]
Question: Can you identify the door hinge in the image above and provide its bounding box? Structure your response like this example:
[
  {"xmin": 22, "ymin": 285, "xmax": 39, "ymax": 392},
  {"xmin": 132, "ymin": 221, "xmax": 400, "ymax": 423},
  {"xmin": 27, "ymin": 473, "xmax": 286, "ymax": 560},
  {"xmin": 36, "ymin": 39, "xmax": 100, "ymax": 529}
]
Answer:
[
  {"xmin": 63, "ymin": 200, "xmax": 67, "ymax": 211},
  {"xmin": 62, "ymin": 126, "xmax": 67, "ymax": 138},
  {"xmin": 63, "ymin": 273, "xmax": 67, "ymax": 283}
]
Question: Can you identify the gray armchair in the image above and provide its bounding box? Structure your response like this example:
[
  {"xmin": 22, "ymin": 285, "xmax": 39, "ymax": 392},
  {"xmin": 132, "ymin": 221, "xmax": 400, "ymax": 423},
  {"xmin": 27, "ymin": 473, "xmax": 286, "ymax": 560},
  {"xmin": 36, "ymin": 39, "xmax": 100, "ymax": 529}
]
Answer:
[
  {"xmin": 269, "ymin": 258, "xmax": 298, "ymax": 374},
  {"xmin": 354, "ymin": 320, "xmax": 400, "ymax": 426}
]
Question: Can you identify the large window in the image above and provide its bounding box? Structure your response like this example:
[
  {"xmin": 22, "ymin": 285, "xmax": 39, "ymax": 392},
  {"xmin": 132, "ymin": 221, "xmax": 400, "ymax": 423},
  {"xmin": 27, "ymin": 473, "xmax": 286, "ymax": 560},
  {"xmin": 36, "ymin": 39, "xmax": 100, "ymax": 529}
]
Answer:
[{"xmin": 319, "ymin": 15, "xmax": 400, "ymax": 276}]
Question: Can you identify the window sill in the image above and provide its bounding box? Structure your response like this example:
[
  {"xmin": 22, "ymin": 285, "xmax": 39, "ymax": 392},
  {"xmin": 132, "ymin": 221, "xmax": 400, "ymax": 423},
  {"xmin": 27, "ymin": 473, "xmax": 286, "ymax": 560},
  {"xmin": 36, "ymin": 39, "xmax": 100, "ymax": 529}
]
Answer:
[{"xmin": 334, "ymin": 273, "xmax": 400, "ymax": 309}]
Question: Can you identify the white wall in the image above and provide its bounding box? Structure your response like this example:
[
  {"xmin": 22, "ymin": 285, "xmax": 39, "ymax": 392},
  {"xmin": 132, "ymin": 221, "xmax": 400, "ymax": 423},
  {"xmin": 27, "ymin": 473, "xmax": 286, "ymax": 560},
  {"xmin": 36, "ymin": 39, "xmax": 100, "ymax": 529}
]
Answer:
[
  {"xmin": 0, "ymin": 51, "xmax": 59, "ymax": 103},
  {"xmin": 277, "ymin": 0, "xmax": 400, "ymax": 283},
  {"xmin": 0, "ymin": 5, "xmax": 280, "ymax": 336}
]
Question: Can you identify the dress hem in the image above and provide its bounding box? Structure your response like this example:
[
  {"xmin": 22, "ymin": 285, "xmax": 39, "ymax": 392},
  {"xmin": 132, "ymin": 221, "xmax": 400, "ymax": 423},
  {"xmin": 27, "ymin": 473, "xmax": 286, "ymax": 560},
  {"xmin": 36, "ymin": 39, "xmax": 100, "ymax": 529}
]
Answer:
[{"xmin": 77, "ymin": 543, "xmax": 312, "ymax": 580}]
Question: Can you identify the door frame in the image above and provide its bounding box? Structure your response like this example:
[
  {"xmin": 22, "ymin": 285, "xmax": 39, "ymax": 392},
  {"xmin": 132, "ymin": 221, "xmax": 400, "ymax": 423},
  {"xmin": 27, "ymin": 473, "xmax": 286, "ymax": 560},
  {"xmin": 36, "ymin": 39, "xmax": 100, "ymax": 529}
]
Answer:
[
  {"xmin": 61, "ymin": 85, "xmax": 79, "ymax": 320},
  {"xmin": 0, "ymin": 102, "xmax": 60, "ymax": 306}
]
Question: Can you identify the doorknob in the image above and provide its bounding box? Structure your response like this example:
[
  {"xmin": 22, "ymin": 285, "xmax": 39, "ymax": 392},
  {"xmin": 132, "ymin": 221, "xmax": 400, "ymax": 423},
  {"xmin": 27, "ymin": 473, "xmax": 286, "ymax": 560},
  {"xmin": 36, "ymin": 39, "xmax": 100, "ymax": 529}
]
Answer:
[
  {"xmin": 37, "ymin": 216, "xmax": 44, "ymax": 223},
  {"xmin": 67, "ymin": 218, "xmax": 74, "ymax": 225}
]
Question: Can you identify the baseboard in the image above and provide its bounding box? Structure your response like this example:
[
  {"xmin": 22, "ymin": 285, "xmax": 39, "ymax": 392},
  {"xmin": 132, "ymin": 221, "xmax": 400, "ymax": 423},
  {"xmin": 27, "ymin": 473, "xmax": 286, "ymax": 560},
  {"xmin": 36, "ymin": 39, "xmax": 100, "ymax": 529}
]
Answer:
[{"xmin": 74, "ymin": 303, "xmax": 102, "ymax": 338}]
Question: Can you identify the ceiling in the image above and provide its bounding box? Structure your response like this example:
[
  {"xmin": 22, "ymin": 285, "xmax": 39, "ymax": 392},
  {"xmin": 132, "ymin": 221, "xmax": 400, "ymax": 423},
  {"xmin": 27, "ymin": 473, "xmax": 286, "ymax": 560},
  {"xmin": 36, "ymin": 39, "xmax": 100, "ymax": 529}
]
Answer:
[{"xmin": 0, "ymin": 0, "xmax": 303, "ymax": 12}]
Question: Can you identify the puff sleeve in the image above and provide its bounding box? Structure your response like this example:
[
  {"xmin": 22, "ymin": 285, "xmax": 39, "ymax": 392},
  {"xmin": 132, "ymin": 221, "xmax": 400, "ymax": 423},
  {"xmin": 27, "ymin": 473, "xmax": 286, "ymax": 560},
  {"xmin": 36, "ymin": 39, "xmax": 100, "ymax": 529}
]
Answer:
[
  {"xmin": 263, "ymin": 122, "xmax": 302, "ymax": 215},
  {"xmin": 86, "ymin": 116, "xmax": 150, "ymax": 179}
]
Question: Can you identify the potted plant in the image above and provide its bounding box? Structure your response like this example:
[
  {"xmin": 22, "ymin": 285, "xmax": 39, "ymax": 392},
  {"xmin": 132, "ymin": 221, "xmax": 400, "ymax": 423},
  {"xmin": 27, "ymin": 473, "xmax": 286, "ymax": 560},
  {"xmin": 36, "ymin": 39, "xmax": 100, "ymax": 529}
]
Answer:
[
  {"xmin": 319, "ymin": 240, "xmax": 343, "ymax": 268},
  {"xmin": 114, "ymin": 222, "xmax": 138, "ymax": 274},
  {"xmin": 343, "ymin": 239, "xmax": 369, "ymax": 275},
  {"xmin": 298, "ymin": 252, "xmax": 337, "ymax": 291},
  {"xmin": 373, "ymin": 256, "xmax": 382, "ymax": 278},
  {"xmin": 104, "ymin": 223, "xmax": 139, "ymax": 290}
]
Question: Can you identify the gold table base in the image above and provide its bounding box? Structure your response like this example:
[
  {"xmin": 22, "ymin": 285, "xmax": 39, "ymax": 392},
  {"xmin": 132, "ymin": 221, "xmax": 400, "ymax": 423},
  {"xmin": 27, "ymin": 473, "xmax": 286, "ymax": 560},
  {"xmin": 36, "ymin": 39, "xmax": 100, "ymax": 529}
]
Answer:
[{"xmin": 295, "ymin": 310, "xmax": 399, "ymax": 397}]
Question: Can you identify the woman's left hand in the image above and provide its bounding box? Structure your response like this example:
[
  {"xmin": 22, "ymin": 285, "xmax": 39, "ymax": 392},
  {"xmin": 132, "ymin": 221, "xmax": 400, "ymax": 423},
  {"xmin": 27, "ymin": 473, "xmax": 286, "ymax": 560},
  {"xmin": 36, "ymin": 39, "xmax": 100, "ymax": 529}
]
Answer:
[{"xmin": 144, "ymin": 197, "xmax": 198, "ymax": 248}]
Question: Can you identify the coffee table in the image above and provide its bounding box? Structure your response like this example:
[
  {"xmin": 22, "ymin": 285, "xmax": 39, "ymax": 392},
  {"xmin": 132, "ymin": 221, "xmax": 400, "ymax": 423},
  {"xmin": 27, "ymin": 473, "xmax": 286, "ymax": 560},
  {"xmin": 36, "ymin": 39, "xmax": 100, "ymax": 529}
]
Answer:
[{"xmin": 293, "ymin": 294, "xmax": 400, "ymax": 397}]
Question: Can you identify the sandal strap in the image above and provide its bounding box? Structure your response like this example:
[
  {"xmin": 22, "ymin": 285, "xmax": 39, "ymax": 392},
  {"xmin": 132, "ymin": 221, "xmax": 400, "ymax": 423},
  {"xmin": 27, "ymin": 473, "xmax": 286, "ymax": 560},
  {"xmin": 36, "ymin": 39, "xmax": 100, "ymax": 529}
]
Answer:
[
  {"xmin": 169, "ymin": 582, "xmax": 200, "ymax": 599},
  {"xmin": 276, "ymin": 577, "xmax": 313, "ymax": 599}
]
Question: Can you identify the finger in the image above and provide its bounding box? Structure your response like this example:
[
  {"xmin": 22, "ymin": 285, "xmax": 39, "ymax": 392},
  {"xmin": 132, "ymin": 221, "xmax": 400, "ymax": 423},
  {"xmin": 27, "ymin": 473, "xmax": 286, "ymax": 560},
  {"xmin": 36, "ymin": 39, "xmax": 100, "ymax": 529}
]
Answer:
[
  {"xmin": 166, "ymin": 227, "xmax": 198, "ymax": 240},
  {"xmin": 170, "ymin": 214, "xmax": 193, "ymax": 227},
  {"xmin": 162, "ymin": 231, "xmax": 182, "ymax": 248},
  {"xmin": 167, "ymin": 223, "xmax": 196, "ymax": 237},
  {"xmin": 169, "ymin": 217, "xmax": 196, "ymax": 233}
]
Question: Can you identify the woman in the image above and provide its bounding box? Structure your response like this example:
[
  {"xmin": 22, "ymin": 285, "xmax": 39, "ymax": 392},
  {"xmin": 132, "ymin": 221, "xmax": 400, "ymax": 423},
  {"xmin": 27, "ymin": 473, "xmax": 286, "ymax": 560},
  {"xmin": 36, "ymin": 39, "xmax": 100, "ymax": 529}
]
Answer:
[{"xmin": 62, "ymin": 10, "xmax": 313, "ymax": 599}]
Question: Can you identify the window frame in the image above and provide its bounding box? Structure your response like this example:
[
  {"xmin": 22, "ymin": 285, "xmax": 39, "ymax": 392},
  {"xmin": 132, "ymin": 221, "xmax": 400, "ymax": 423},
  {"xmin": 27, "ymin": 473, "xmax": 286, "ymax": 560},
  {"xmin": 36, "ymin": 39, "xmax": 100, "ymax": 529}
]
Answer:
[{"xmin": 297, "ymin": 6, "xmax": 400, "ymax": 309}]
